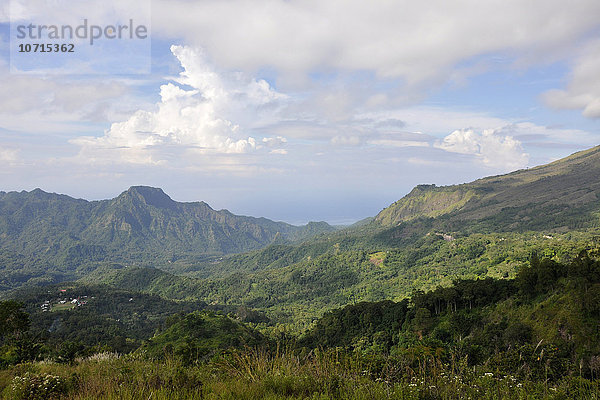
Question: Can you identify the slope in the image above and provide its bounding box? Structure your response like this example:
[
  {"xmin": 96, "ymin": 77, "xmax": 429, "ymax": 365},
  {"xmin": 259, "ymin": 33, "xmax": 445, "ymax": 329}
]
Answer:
[
  {"xmin": 72, "ymin": 146, "xmax": 600, "ymax": 327},
  {"xmin": 0, "ymin": 186, "xmax": 335, "ymax": 291},
  {"xmin": 376, "ymin": 145, "xmax": 600, "ymax": 232}
]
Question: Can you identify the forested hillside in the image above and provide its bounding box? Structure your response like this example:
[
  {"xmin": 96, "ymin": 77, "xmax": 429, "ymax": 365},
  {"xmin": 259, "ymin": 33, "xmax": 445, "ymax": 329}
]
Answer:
[
  {"xmin": 2, "ymin": 146, "xmax": 600, "ymax": 398},
  {"xmin": 0, "ymin": 186, "xmax": 334, "ymax": 291},
  {"xmin": 1, "ymin": 253, "xmax": 599, "ymax": 398},
  {"xmin": 75, "ymin": 229, "xmax": 600, "ymax": 328}
]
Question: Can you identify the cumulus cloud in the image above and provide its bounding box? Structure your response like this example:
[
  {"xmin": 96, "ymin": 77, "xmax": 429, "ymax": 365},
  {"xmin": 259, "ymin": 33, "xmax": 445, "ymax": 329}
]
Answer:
[
  {"xmin": 262, "ymin": 136, "xmax": 288, "ymax": 148},
  {"xmin": 72, "ymin": 45, "xmax": 288, "ymax": 164},
  {"xmin": 435, "ymin": 128, "xmax": 529, "ymax": 170},
  {"xmin": 542, "ymin": 40, "xmax": 600, "ymax": 118}
]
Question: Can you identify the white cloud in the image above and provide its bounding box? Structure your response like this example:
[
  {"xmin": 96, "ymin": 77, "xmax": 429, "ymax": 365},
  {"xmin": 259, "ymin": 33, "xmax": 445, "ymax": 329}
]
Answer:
[
  {"xmin": 358, "ymin": 107, "xmax": 597, "ymax": 149},
  {"xmin": 435, "ymin": 128, "xmax": 529, "ymax": 170},
  {"xmin": 262, "ymin": 136, "xmax": 287, "ymax": 148},
  {"xmin": 542, "ymin": 39, "xmax": 600, "ymax": 118},
  {"xmin": 0, "ymin": 146, "xmax": 20, "ymax": 168},
  {"xmin": 72, "ymin": 45, "xmax": 288, "ymax": 164},
  {"xmin": 331, "ymin": 135, "xmax": 361, "ymax": 146},
  {"xmin": 0, "ymin": 147, "xmax": 18, "ymax": 162},
  {"xmin": 359, "ymin": 107, "xmax": 509, "ymax": 136},
  {"xmin": 0, "ymin": 61, "xmax": 142, "ymax": 135},
  {"xmin": 150, "ymin": 0, "xmax": 600, "ymax": 88},
  {"xmin": 0, "ymin": 74, "xmax": 126, "ymax": 116},
  {"xmin": 367, "ymin": 139, "xmax": 429, "ymax": 148},
  {"xmin": 6, "ymin": 0, "xmax": 598, "ymax": 89},
  {"xmin": 493, "ymin": 122, "xmax": 598, "ymax": 147},
  {"xmin": 269, "ymin": 149, "xmax": 288, "ymax": 155}
]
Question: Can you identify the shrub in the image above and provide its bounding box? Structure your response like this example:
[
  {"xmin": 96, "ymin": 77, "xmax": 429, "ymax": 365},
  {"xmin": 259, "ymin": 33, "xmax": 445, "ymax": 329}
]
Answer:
[{"xmin": 9, "ymin": 372, "xmax": 67, "ymax": 400}]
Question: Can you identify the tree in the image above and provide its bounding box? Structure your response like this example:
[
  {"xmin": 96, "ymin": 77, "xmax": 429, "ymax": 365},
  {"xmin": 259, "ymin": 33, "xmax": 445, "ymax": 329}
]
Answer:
[
  {"xmin": 0, "ymin": 301, "xmax": 30, "ymax": 341},
  {"xmin": 516, "ymin": 257, "xmax": 538, "ymax": 297}
]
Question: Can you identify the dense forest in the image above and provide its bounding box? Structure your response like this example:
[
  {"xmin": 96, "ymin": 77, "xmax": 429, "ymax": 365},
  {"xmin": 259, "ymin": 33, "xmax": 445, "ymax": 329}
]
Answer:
[
  {"xmin": 69, "ymin": 229, "xmax": 600, "ymax": 330},
  {"xmin": 1, "ymin": 253, "xmax": 600, "ymax": 398}
]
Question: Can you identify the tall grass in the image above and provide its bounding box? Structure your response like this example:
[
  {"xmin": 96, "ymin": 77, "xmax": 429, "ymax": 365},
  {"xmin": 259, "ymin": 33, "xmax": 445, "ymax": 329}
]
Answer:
[{"xmin": 1, "ymin": 348, "xmax": 599, "ymax": 399}]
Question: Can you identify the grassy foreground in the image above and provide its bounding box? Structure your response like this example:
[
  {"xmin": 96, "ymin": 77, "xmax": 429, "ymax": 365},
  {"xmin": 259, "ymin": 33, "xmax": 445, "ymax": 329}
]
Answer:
[{"xmin": 1, "ymin": 348, "xmax": 599, "ymax": 400}]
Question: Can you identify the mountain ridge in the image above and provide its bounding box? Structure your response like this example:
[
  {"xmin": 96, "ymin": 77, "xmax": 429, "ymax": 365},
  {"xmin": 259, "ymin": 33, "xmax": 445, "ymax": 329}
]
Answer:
[
  {"xmin": 2, "ymin": 145, "xmax": 600, "ymax": 296},
  {"xmin": 0, "ymin": 186, "xmax": 336, "ymax": 291},
  {"xmin": 375, "ymin": 145, "xmax": 600, "ymax": 231}
]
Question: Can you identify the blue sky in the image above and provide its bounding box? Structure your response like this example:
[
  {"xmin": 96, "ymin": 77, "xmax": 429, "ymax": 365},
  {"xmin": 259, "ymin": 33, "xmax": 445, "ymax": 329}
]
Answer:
[{"xmin": 1, "ymin": 0, "xmax": 599, "ymax": 224}]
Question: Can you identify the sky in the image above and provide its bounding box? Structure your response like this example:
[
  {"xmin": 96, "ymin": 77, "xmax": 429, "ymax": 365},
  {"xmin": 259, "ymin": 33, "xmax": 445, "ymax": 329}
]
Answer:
[{"xmin": 0, "ymin": 0, "xmax": 599, "ymax": 225}]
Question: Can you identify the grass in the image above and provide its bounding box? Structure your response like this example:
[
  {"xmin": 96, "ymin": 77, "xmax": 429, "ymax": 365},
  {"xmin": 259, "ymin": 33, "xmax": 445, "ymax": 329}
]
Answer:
[
  {"xmin": 1, "ymin": 348, "xmax": 599, "ymax": 399},
  {"xmin": 51, "ymin": 303, "xmax": 75, "ymax": 312}
]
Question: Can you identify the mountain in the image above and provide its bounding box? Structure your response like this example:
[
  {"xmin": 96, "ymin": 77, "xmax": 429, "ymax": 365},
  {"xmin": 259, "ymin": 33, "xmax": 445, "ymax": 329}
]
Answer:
[
  {"xmin": 3, "ymin": 149, "xmax": 600, "ymax": 398},
  {"xmin": 3, "ymin": 146, "xmax": 600, "ymax": 314},
  {"xmin": 376, "ymin": 145, "xmax": 600, "ymax": 232},
  {"xmin": 0, "ymin": 186, "xmax": 335, "ymax": 291},
  {"xmin": 72, "ymin": 146, "xmax": 600, "ymax": 327},
  {"xmin": 174, "ymin": 146, "xmax": 600, "ymax": 280},
  {"xmin": 0, "ymin": 186, "xmax": 335, "ymax": 258}
]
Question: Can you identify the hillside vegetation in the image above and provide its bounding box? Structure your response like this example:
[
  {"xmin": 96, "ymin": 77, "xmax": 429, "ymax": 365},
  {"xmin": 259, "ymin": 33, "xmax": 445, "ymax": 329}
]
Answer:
[
  {"xmin": 376, "ymin": 145, "xmax": 600, "ymax": 231},
  {"xmin": 2, "ymin": 146, "xmax": 600, "ymax": 398},
  {"xmin": 0, "ymin": 186, "xmax": 334, "ymax": 291},
  {"xmin": 1, "ymin": 254, "xmax": 600, "ymax": 398},
  {"xmin": 75, "ymin": 229, "xmax": 600, "ymax": 328}
]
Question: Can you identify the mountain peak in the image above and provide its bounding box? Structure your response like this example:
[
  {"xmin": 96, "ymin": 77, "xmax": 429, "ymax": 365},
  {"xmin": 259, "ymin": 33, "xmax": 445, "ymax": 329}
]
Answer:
[{"xmin": 121, "ymin": 186, "xmax": 176, "ymax": 209}]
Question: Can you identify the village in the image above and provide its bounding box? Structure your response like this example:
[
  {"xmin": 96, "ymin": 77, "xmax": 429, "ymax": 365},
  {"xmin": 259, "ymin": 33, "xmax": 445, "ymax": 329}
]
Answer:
[{"xmin": 40, "ymin": 289, "xmax": 91, "ymax": 312}]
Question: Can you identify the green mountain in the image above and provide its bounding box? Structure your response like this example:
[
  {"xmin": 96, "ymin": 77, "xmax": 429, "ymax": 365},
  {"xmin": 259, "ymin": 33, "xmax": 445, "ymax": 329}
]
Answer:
[
  {"xmin": 3, "ymin": 147, "xmax": 600, "ymax": 398},
  {"xmin": 70, "ymin": 146, "xmax": 600, "ymax": 328},
  {"xmin": 0, "ymin": 186, "xmax": 335, "ymax": 291},
  {"xmin": 376, "ymin": 145, "xmax": 600, "ymax": 232},
  {"xmin": 3, "ymin": 146, "xmax": 600, "ymax": 324}
]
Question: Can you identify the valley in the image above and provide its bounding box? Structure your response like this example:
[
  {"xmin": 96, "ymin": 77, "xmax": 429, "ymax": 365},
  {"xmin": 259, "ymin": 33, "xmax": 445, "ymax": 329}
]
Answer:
[{"xmin": 1, "ymin": 146, "xmax": 600, "ymax": 398}]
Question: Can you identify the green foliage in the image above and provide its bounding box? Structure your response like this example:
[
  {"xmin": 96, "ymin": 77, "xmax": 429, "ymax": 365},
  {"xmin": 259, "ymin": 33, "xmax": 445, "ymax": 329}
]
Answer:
[
  {"xmin": 73, "ymin": 228, "xmax": 600, "ymax": 331},
  {"xmin": 0, "ymin": 255, "xmax": 599, "ymax": 398},
  {"xmin": 299, "ymin": 300, "xmax": 408, "ymax": 349},
  {"xmin": 142, "ymin": 311, "xmax": 266, "ymax": 364},
  {"xmin": 0, "ymin": 186, "xmax": 335, "ymax": 292},
  {"xmin": 300, "ymin": 253, "xmax": 600, "ymax": 380},
  {"xmin": 0, "ymin": 302, "xmax": 29, "ymax": 341}
]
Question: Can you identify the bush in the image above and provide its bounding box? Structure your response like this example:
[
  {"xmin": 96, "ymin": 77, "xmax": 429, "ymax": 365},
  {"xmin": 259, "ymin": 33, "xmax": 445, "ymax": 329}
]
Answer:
[{"xmin": 9, "ymin": 372, "xmax": 67, "ymax": 400}]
